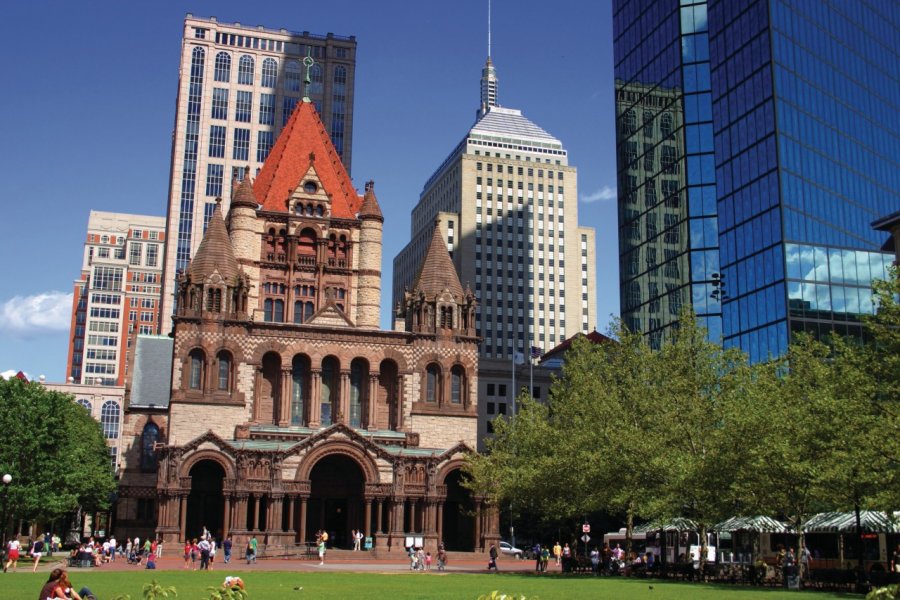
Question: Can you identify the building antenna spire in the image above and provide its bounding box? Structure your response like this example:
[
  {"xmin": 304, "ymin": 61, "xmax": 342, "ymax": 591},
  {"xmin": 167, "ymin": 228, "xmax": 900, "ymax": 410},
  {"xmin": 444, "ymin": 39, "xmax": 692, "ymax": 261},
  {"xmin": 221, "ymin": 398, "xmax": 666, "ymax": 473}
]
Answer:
[{"xmin": 479, "ymin": 0, "xmax": 498, "ymax": 117}]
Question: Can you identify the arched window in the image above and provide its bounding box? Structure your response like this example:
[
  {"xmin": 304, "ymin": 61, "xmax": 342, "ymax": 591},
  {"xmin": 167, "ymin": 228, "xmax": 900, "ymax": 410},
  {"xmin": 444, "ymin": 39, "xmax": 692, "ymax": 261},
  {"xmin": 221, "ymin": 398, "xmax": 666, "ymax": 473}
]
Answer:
[
  {"xmin": 291, "ymin": 355, "xmax": 309, "ymax": 426},
  {"xmin": 238, "ymin": 55, "xmax": 254, "ymax": 85},
  {"xmin": 217, "ymin": 351, "xmax": 232, "ymax": 391},
  {"xmin": 334, "ymin": 65, "xmax": 347, "ymax": 86},
  {"xmin": 76, "ymin": 398, "xmax": 92, "ymax": 413},
  {"xmin": 304, "ymin": 301, "xmax": 315, "ymax": 322},
  {"xmin": 310, "ymin": 64, "xmax": 323, "ymax": 94},
  {"xmin": 214, "ymin": 52, "xmax": 231, "ymax": 82},
  {"xmin": 285, "ymin": 60, "xmax": 301, "ymax": 92},
  {"xmin": 440, "ymin": 306, "xmax": 453, "ymax": 329},
  {"xmin": 293, "ymin": 300, "xmax": 304, "ymax": 324},
  {"xmin": 273, "ymin": 299, "xmax": 284, "ymax": 322},
  {"xmin": 426, "ymin": 364, "xmax": 441, "ymax": 403},
  {"xmin": 350, "ymin": 359, "xmax": 367, "ymax": 428},
  {"xmin": 264, "ymin": 298, "xmax": 274, "ymax": 321},
  {"xmin": 101, "ymin": 400, "xmax": 120, "ymax": 439},
  {"xmin": 140, "ymin": 422, "xmax": 160, "ymax": 471},
  {"xmin": 189, "ymin": 349, "xmax": 205, "ymax": 389},
  {"xmin": 451, "ymin": 366, "xmax": 465, "ymax": 404},
  {"xmin": 321, "ymin": 357, "xmax": 338, "ymax": 426},
  {"xmin": 261, "ymin": 58, "xmax": 278, "ymax": 87}
]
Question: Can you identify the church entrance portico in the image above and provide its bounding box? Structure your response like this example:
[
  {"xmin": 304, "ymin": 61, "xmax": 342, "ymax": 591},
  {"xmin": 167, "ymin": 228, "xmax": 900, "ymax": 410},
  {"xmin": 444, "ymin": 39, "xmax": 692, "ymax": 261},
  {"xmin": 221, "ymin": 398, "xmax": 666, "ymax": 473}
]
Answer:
[
  {"xmin": 185, "ymin": 459, "xmax": 225, "ymax": 542},
  {"xmin": 307, "ymin": 453, "xmax": 366, "ymax": 549}
]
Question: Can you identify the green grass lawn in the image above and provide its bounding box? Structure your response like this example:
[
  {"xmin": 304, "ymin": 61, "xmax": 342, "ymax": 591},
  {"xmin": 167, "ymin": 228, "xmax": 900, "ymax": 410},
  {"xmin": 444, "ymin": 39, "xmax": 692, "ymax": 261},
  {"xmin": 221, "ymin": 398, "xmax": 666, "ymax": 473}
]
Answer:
[{"xmin": 3, "ymin": 570, "xmax": 857, "ymax": 599}]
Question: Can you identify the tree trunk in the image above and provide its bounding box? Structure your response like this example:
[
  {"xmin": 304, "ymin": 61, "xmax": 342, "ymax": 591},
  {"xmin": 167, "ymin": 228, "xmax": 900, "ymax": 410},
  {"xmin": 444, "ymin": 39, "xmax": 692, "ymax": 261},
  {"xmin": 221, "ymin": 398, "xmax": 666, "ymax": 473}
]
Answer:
[{"xmin": 625, "ymin": 500, "xmax": 634, "ymax": 556}]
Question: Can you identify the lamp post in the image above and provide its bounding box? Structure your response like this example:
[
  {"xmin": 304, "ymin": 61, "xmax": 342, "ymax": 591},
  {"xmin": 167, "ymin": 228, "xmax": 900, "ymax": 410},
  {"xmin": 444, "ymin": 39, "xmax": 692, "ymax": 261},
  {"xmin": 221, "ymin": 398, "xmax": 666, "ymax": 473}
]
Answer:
[{"xmin": 1, "ymin": 473, "xmax": 12, "ymax": 554}]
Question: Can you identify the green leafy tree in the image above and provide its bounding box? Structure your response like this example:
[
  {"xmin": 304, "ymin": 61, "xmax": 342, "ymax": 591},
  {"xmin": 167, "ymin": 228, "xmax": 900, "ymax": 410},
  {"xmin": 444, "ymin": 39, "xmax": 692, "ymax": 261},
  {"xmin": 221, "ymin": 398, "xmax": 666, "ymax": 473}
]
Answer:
[
  {"xmin": 0, "ymin": 377, "xmax": 116, "ymax": 528},
  {"xmin": 652, "ymin": 310, "xmax": 755, "ymax": 567}
]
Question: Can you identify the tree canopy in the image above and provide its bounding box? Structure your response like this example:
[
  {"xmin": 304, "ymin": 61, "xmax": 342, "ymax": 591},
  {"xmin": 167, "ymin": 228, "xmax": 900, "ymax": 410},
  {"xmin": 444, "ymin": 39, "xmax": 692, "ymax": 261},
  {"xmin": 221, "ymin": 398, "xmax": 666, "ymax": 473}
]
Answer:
[
  {"xmin": 0, "ymin": 377, "xmax": 116, "ymax": 527},
  {"xmin": 465, "ymin": 268, "xmax": 900, "ymax": 549}
]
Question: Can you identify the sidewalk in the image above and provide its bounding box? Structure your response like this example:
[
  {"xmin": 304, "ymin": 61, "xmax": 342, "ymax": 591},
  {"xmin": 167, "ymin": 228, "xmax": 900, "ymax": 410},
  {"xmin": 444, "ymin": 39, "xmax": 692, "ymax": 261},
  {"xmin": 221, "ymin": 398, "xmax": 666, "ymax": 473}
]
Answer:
[{"xmin": 36, "ymin": 553, "xmax": 545, "ymax": 575}]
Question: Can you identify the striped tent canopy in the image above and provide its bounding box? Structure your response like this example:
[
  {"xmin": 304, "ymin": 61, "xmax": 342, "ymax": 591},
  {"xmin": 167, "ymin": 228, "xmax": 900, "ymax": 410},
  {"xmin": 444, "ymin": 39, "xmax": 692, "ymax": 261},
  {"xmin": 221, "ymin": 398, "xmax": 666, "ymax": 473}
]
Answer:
[
  {"xmin": 713, "ymin": 515, "xmax": 788, "ymax": 533},
  {"xmin": 803, "ymin": 511, "xmax": 900, "ymax": 533},
  {"xmin": 633, "ymin": 518, "xmax": 699, "ymax": 534}
]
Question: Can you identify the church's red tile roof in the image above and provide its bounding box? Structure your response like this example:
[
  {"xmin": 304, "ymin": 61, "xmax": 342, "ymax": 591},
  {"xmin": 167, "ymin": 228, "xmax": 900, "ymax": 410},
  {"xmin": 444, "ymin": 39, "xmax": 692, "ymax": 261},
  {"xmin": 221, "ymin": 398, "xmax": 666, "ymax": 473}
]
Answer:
[{"xmin": 253, "ymin": 101, "xmax": 361, "ymax": 217}]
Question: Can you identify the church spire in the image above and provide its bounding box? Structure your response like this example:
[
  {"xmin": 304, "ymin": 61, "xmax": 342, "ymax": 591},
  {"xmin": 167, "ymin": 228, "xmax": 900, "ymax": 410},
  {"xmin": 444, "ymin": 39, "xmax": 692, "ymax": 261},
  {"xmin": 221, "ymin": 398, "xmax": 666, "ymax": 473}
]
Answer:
[{"xmin": 479, "ymin": 0, "xmax": 498, "ymax": 117}]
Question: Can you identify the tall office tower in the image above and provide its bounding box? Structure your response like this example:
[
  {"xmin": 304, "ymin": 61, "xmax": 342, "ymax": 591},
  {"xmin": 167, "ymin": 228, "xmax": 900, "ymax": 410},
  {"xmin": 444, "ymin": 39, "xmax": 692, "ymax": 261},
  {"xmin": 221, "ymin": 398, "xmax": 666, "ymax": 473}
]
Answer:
[
  {"xmin": 66, "ymin": 211, "xmax": 166, "ymax": 386},
  {"xmin": 614, "ymin": 0, "xmax": 898, "ymax": 361},
  {"xmin": 160, "ymin": 15, "xmax": 357, "ymax": 330},
  {"xmin": 393, "ymin": 56, "xmax": 597, "ymax": 442}
]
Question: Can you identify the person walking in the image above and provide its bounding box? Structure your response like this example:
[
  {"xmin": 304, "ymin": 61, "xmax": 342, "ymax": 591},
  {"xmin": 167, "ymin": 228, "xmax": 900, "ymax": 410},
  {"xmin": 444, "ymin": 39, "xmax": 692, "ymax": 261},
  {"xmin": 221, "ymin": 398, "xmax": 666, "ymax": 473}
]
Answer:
[
  {"xmin": 198, "ymin": 537, "xmax": 211, "ymax": 570},
  {"xmin": 317, "ymin": 531, "xmax": 326, "ymax": 565},
  {"xmin": 248, "ymin": 535, "xmax": 258, "ymax": 564},
  {"xmin": 488, "ymin": 543, "xmax": 499, "ymax": 572},
  {"xmin": 223, "ymin": 536, "xmax": 233, "ymax": 564},
  {"xmin": 533, "ymin": 543, "xmax": 542, "ymax": 572},
  {"xmin": 30, "ymin": 536, "xmax": 45, "ymax": 573},
  {"xmin": 4, "ymin": 535, "xmax": 21, "ymax": 572},
  {"xmin": 437, "ymin": 546, "xmax": 447, "ymax": 571}
]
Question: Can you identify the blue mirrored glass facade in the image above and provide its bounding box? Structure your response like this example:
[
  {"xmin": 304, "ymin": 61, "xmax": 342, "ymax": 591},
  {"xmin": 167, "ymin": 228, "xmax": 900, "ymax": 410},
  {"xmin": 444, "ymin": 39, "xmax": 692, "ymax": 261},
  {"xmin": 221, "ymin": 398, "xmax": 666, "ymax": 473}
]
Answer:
[{"xmin": 614, "ymin": 0, "xmax": 898, "ymax": 361}]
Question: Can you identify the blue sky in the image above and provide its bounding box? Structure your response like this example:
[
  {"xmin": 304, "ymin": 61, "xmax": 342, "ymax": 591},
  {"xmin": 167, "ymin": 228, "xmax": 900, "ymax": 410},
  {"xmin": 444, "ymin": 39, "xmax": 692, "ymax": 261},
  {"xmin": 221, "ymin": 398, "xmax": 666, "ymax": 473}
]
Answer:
[{"xmin": 0, "ymin": 0, "xmax": 618, "ymax": 381}]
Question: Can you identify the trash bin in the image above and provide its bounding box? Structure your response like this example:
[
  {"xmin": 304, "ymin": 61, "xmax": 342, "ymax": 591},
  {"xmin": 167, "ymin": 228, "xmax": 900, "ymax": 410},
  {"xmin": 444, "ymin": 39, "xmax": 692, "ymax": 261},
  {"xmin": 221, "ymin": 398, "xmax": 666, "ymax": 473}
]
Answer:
[
  {"xmin": 787, "ymin": 574, "xmax": 800, "ymax": 590},
  {"xmin": 364, "ymin": 537, "xmax": 373, "ymax": 551}
]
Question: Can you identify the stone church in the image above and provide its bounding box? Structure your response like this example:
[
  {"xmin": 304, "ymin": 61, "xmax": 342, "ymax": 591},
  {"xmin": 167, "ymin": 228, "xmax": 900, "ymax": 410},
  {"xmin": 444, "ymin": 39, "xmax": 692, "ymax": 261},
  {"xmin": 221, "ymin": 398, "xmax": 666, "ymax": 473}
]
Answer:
[{"xmin": 118, "ymin": 99, "xmax": 499, "ymax": 553}]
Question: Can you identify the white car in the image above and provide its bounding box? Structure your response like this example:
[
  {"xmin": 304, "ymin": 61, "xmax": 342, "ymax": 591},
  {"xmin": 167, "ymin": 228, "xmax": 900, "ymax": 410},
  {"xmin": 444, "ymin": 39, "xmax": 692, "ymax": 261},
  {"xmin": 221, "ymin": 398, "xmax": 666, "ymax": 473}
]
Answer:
[{"xmin": 499, "ymin": 541, "xmax": 524, "ymax": 559}]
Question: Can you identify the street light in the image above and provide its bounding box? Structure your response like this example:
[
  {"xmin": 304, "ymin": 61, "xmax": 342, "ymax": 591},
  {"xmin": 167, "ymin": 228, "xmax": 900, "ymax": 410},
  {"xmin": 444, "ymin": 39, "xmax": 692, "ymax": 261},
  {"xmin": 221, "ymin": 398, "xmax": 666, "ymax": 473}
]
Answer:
[{"xmin": 1, "ymin": 473, "xmax": 12, "ymax": 554}]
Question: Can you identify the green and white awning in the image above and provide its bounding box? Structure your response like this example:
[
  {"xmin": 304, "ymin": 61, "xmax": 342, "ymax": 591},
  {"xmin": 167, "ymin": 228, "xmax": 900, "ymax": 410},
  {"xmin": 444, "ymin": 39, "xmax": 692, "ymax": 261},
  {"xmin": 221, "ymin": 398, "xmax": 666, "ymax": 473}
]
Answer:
[
  {"xmin": 803, "ymin": 511, "xmax": 899, "ymax": 533},
  {"xmin": 633, "ymin": 518, "xmax": 699, "ymax": 534},
  {"xmin": 713, "ymin": 516, "xmax": 788, "ymax": 533}
]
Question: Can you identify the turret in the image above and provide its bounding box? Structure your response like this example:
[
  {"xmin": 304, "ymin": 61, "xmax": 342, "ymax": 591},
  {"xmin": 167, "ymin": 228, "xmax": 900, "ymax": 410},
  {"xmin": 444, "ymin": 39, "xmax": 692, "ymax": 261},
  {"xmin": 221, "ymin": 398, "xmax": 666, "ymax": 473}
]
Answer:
[{"xmin": 356, "ymin": 180, "xmax": 383, "ymax": 329}]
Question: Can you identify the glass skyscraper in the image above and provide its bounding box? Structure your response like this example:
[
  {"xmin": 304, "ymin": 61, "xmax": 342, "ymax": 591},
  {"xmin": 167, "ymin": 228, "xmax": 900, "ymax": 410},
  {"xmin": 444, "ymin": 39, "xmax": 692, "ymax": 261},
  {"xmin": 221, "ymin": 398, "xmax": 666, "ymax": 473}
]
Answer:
[{"xmin": 614, "ymin": 0, "xmax": 898, "ymax": 361}]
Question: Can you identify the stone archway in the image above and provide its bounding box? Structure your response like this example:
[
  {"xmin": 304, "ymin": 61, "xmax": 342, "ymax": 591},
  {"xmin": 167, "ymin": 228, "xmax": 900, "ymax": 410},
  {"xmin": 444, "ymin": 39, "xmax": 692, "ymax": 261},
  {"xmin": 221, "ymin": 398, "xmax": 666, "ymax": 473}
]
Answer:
[
  {"xmin": 442, "ymin": 468, "xmax": 476, "ymax": 551},
  {"xmin": 307, "ymin": 454, "xmax": 366, "ymax": 549},
  {"xmin": 186, "ymin": 460, "xmax": 225, "ymax": 541}
]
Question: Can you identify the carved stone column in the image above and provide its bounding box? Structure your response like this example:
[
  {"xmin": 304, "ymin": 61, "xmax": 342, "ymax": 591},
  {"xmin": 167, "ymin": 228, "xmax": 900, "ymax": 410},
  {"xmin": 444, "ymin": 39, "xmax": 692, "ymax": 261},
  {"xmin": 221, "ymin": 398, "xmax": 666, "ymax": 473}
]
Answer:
[
  {"xmin": 252, "ymin": 494, "xmax": 261, "ymax": 531},
  {"xmin": 436, "ymin": 503, "xmax": 443, "ymax": 545},
  {"xmin": 223, "ymin": 496, "xmax": 232, "ymax": 540},
  {"xmin": 178, "ymin": 494, "xmax": 188, "ymax": 541},
  {"xmin": 367, "ymin": 374, "xmax": 378, "ymax": 430},
  {"xmin": 279, "ymin": 367, "xmax": 292, "ymax": 427},
  {"xmin": 309, "ymin": 370, "xmax": 322, "ymax": 428},
  {"xmin": 299, "ymin": 497, "xmax": 308, "ymax": 544},
  {"xmin": 364, "ymin": 499, "xmax": 372, "ymax": 537},
  {"xmin": 376, "ymin": 500, "xmax": 383, "ymax": 534},
  {"xmin": 286, "ymin": 497, "xmax": 294, "ymax": 535},
  {"xmin": 395, "ymin": 375, "xmax": 403, "ymax": 431},
  {"xmin": 270, "ymin": 493, "xmax": 284, "ymax": 533},
  {"xmin": 252, "ymin": 367, "xmax": 263, "ymax": 423},
  {"xmin": 339, "ymin": 370, "xmax": 351, "ymax": 424},
  {"xmin": 474, "ymin": 500, "xmax": 482, "ymax": 551},
  {"xmin": 410, "ymin": 498, "xmax": 418, "ymax": 533}
]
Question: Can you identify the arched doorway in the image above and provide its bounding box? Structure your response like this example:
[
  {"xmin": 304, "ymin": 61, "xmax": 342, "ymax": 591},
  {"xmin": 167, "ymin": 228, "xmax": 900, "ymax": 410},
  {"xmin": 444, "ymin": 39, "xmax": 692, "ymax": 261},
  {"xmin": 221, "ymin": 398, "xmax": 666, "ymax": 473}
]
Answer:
[
  {"xmin": 185, "ymin": 460, "xmax": 225, "ymax": 541},
  {"xmin": 442, "ymin": 469, "xmax": 476, "ymax": 551},
  {"xmin": 307, "ymin": 454, "xmax": 365, "ymax": 548}
]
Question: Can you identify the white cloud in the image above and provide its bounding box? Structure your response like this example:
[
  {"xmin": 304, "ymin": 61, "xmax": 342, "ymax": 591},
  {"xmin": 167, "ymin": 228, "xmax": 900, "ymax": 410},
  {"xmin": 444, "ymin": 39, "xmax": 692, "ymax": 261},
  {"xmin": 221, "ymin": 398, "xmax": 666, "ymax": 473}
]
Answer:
[
  {"xmin": 0, "ymin": 291, "xmax": 73, "ymax": 337},
  {"xmin": 580, "ymin": 185, "xmax": 617, "ymax": 203}
]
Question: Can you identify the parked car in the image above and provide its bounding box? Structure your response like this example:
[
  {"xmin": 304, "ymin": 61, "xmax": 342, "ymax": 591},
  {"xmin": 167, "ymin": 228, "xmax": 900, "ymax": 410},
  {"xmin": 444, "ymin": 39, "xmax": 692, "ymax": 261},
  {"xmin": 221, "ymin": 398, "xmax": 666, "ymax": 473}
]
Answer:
[{"xmin": 499, "ymin": 541, "xmax": 525, "ymax": 559}]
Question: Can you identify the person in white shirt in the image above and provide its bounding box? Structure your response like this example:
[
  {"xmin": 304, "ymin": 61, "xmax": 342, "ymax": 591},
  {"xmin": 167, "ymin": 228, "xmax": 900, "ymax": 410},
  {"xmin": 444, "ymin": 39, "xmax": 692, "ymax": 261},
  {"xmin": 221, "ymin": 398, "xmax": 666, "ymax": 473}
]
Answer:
[{"xmin": 4, "ymin": 537, "xmax": 21, "ymax": 572}]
